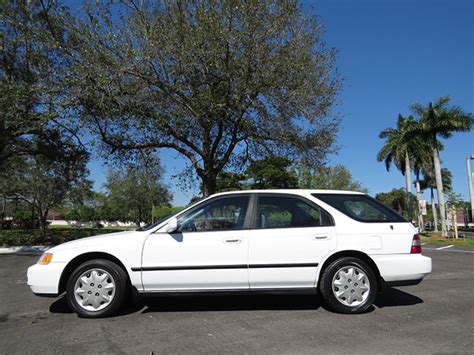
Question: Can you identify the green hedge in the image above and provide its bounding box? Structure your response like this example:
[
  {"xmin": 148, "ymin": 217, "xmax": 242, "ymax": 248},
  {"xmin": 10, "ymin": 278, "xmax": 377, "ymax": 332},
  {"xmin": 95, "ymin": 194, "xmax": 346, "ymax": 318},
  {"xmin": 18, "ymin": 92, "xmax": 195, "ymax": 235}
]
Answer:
[{"xmin": 0, "ymin": 228, "xmax": 129, "ymax": 247}]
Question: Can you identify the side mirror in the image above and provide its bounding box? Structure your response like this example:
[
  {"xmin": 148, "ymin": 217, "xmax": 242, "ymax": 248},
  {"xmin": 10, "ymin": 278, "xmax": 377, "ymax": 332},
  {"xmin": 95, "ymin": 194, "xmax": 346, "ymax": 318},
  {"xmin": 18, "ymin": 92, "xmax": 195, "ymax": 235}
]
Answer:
[{"xmin": 164, "ymin": 217, "xmax": 178, "ymax": 233}]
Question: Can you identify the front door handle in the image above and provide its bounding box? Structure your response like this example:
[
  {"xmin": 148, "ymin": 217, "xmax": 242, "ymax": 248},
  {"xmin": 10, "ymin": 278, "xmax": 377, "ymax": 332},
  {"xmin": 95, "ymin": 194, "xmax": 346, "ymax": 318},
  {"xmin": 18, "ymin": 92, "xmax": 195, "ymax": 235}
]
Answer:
[
  {"xmin": 313, "ymin": 235, "xmax": 329, "ymax": 240},
  {"xmin": 225, "ymin": 238, "xmax": 241, "ymax": 244}
]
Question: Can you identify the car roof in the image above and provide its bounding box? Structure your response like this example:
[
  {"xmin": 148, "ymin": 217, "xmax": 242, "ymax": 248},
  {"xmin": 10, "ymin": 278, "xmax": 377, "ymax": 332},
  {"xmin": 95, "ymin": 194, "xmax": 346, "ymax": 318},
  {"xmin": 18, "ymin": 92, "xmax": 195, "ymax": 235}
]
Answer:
[{"xmin": 210, "ymin": 189, "xmax": 365, "ymax": 198}]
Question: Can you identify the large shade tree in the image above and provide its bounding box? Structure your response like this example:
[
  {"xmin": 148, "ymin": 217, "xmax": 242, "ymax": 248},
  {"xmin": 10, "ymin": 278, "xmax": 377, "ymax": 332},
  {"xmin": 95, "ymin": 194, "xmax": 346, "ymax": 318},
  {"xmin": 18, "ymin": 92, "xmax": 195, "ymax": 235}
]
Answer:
[
  {"xmin": 3, "ymin": 132, "xmax": 90, "ymax": 231},
  {"xmin": 410, "ymin": 96, "xmax": 473, "ymax": 236},
  {"xmin": 66, "ymin": 0, "xmax": 341, "ymax": 195},
  {"xmin": 245, "ymin": 156, "xmax": 298, "ymax": 189},
  {"xmin": 297, "ymin": 163, "xmax": 367, "ymax": 193},
  {"xmin": 1, "ymin": 0, "xmax": 81, "ymax": 168}
]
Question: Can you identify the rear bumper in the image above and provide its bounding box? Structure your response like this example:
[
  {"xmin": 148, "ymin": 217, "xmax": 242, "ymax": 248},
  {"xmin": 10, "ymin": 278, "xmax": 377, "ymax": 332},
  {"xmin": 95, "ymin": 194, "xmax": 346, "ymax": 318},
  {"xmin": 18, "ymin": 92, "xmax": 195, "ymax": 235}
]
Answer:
[
  {"xmin": 27, "ymin": 262, "xmax": 66, "ymax": 296},
  {"xmin": 371, "ymin": 254, "xmax": 432, "ymax": 283}
]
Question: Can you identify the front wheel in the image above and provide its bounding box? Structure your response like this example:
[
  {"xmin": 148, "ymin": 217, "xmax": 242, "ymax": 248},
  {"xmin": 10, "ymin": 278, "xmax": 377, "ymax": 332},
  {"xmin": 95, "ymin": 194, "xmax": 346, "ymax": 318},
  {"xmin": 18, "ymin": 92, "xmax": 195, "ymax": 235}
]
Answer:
[
  {"xmin": 319, "ymin": 257, "xmax": 377, "ymax": 314},
  {"xmin": 66, "ymin": 259, "xmax": 129, "ymax": 318}
]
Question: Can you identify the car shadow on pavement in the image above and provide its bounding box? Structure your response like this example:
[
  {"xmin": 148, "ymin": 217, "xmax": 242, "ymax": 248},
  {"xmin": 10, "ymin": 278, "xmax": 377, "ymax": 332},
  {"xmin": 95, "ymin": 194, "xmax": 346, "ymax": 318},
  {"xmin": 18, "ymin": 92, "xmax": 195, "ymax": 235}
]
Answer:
[
  {"xmin": 49, "ymin": 287, "xmax": 422, "ymax": 316},
  {"xmin": 375, "ymin": 287, "xmax": 423, "ymax": 308},
  {"xmin": 49, "ymin": 293, "xmax": 324, "ymax": 316},
  {"xmin": 141, "ymin": 293, "xmax": 323, "ymax": 313}
]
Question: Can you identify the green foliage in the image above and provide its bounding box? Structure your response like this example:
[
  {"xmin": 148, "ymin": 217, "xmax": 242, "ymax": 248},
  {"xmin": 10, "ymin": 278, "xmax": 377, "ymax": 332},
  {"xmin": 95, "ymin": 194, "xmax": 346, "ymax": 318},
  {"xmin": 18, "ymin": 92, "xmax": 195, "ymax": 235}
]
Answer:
[
  {"xmin": 65, "ymin": 205, "xmax": 97, "ymax": 222},
  {"xmin": 419, "ymin": 168, "xmax": 452, "ymax": 192},
  {"xmin": 102, "ymin": 155, "xmax": 171, "ymax": 227},
  {"xmin": 188, "ymin": 196, "xmax": 205, "ymax": 205},
  {"xmin": 0, "ymin": 0, "xmax": 81, "ymax": 168},
  {"xmin": 215, "ymin": 172, "xmax": 248, "ymax": 192},
  {"xmin": 410, "ymin": 96, "xmax": 473, "ymax": 145},
  {"xmin": 209, "ymin": 158, "xmax": 365, "ymax": 194},
  {"xmin": 377, "ymin": 114, "xmax": 430, "ymax": 175},
  {"xmin": 67, "ymin": 0, "xmax": 341, "ymax": 195},
  {"xmin": 1, "ymin": 136, "xmax": 90, "ymax": 230},
  {"xmin": 14, "ymin": 210, "xmax": 34, "ymax": 220},
  {"xmin": 1, "ymin": 1, "xmax": 90, "ymax": 230},
  {"xmin": 297, "ymin": 163, "xmax": 367, "ymax": 192},
  {"xmin": 375, "ymin": 188, "xmax": 416, "ymax": 217},
  {"xmin": 245, "ymin": 156, "xmax": 299, "ymax": 189},
  {"xmin": 0, "ymin": 228, "xmax": 128, "ymax": 247},
  {"xmin": 445, "ymin": 192, "xmax": 469, "ymax": 209},
  {"xmin": 152, "ymin": 206, "xmax": 184, "ymax": 222}
]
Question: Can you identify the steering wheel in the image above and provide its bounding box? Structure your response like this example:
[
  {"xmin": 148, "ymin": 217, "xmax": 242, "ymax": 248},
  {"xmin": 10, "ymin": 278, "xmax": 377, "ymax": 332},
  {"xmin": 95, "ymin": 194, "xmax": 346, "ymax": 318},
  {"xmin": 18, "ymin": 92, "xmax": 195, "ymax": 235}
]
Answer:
[{"xmin": 186, "ymin": 221, "xmax": 197, "ymax": 232}]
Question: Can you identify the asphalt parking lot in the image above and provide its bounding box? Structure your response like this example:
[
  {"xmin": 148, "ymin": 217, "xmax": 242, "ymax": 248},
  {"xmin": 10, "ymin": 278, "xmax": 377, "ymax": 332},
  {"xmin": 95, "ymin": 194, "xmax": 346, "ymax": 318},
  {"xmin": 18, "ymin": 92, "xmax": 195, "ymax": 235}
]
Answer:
[{"xmin": 1, "ymin": 248, "xmax": 473, "ymax": 354}]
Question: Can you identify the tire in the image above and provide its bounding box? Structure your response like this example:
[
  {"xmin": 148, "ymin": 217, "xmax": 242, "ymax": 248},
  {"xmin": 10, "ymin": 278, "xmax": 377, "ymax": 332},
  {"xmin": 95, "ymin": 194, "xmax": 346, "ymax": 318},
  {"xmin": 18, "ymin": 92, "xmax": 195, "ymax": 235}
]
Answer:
[
  {"xmin": 66, "ymin": 259, "xmax": 129, "ymax": 318},
  {"xmin": 319, "ymin": 257, "xmax": 377, "ymax": 314}
]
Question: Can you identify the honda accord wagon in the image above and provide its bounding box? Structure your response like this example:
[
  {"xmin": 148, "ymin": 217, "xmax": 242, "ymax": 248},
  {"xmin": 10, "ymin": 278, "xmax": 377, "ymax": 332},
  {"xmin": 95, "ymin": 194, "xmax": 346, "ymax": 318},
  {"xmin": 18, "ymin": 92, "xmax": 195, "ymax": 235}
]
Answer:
[{"xmin": 27, "ymin": 190, "xmax": 432, "ymax": 317}]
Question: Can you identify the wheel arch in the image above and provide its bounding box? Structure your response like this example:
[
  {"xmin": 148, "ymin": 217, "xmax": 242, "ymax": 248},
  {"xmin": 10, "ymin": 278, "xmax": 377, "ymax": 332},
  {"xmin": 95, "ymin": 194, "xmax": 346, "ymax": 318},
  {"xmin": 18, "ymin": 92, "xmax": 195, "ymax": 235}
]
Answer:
[
  {"xmin": 317, "ymin": 250, "xmax": 383, "ymax": 292},
  {"xmin": 58, "ymin": 252, "xmax": 130, "ymax": 294}
]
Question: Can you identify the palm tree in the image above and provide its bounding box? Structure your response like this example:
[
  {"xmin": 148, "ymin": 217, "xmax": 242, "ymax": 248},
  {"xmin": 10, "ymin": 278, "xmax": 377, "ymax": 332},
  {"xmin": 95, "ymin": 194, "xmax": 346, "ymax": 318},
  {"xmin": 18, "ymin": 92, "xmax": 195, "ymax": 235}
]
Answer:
[
  {"xmin": 377, "ymin": 114, "xmax": 423, "ymax": 220},
  {"xmin": 419, "ymin": 167, "xmax": 452, "ymax": 232},
  {"xmin": 413, "ymin": 151, "xmax": 434, "ymax": 232},
  {"xmin": 410, "ymin": 96, "xmax": 473, "ymax": 236}
]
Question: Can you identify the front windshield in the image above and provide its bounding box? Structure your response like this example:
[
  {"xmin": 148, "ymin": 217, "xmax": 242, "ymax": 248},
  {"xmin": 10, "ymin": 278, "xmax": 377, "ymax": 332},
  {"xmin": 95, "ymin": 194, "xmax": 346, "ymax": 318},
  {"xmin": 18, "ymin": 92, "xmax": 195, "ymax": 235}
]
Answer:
[
  {"xmin": 136, "ymin": 198, "xmax": 204, "ymax": 231},
  {"xmin": 137, "ymin": 216, "xmax": 172, "ymax": 232}
]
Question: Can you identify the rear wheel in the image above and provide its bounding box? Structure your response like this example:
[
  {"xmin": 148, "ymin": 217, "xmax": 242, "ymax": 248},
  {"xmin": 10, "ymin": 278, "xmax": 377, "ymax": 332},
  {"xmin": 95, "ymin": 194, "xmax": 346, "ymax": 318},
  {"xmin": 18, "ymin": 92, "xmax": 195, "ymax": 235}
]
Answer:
[
  {"xmin": 319, "ymin": 257, "xmax": 377, "ymax": 314},
  {"xmin": 66, "ymin": 259, "xmax": 129, "ymax": 318}
]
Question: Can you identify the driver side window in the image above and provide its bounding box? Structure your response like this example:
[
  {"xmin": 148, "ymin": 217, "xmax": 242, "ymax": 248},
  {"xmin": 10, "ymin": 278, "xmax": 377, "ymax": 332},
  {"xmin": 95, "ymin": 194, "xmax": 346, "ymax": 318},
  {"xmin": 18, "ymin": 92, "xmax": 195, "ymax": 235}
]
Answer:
[{"xmin": 177, "ymin": 196, "xmax": 250, "ymax": 232}]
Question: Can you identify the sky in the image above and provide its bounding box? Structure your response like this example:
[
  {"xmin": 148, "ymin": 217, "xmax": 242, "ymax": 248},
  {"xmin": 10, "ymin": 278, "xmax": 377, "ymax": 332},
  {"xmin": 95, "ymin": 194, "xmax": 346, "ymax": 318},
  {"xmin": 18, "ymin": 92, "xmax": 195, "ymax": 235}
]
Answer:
[{"xmin": 85, "ymin": 0, "xmax": 474, "ymax": 206}]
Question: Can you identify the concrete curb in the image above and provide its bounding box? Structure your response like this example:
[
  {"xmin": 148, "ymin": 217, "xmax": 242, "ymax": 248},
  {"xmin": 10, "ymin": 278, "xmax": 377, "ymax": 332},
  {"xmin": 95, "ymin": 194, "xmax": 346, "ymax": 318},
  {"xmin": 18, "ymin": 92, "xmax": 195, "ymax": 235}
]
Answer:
[{"xmin": 0, "ymin": 246, "xmax": 50, "ymax": 255}]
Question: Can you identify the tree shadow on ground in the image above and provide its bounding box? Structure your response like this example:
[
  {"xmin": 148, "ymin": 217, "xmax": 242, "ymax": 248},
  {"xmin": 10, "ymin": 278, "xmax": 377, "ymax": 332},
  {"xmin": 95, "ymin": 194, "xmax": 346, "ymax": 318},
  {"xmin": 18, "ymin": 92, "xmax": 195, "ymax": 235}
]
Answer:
[{"xmin": 49, "ymin": 287, "xmax": 422, "ymax": 316}]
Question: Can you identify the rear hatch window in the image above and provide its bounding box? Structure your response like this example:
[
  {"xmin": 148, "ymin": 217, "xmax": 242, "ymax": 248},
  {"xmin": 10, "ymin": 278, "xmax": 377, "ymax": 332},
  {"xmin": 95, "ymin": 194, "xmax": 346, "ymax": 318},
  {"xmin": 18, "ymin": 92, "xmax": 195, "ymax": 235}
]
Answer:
[{"xmin": 312, "ymin": 194, "xmax": 407, "ymax": 223}]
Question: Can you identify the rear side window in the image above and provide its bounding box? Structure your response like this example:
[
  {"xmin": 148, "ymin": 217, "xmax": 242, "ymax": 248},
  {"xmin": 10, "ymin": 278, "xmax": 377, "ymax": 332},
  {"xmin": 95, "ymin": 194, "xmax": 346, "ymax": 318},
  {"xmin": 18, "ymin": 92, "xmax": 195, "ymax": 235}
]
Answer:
[
  {"xmin": 313, "ymin": 194, "xmax": 406, "ymax": 223},
  {"xmin": 256, "ymin": 195, "xmax": 333, "ymax": 229}
]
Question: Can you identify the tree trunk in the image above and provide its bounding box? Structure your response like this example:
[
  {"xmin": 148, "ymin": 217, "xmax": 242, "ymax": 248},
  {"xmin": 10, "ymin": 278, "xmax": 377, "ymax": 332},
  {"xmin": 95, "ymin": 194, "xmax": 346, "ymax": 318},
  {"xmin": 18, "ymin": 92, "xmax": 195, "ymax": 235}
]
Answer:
[
  {"xmin": 136, "ymin": 208, "xmax": 142, "ymax": 229},
  {"xmin": 404, "ymin": 153, "xmax": 413, "ymax": 221},
  {"xmin": 416, "ymin": 180, "xmax": 424, "ymax": 232},
  {"xmin": 40, "ymin": 209, "xmax": 49, "ymax": 234},
  {"xmin": 201, "ymin": 174, "xmax": 217, "ymax": 196},
  {"xmin": 1, "ymin": 196, "xmax": 5, "ymax": 222},
  {"xmin": 433, "ymin": 148, "xmax": 447, "ymax": 236},
  {"xmin": 30, "ymin": 203, "xmax": 36, "ymax": 229},
  {"xmin": 431, "ymin": 188, "xmax": 438, "ymax": 232}
]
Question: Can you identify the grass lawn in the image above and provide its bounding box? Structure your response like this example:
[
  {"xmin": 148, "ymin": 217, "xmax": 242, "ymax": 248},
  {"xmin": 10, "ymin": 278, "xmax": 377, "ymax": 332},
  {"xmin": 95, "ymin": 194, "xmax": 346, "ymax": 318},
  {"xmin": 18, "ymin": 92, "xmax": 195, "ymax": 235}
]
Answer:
[
  {"xmin": 420, "ymin": 233, "xmax": 474, "ymax": 248},
  {"xmin": 0, "ymin": 227, "xmax": 132, "ymax": 247}
]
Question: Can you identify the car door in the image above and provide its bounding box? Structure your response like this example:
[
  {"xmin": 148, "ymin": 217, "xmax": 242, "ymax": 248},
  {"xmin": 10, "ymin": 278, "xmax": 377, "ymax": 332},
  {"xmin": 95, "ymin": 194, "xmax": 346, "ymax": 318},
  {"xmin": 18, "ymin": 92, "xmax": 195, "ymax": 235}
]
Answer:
[
  {"xmin": 248, "ymin": 193, "xmax": 337, "ymax": 289},
  {"xmin": 141, "ymin": 195, "xmax": 251, "ymax": 291}
]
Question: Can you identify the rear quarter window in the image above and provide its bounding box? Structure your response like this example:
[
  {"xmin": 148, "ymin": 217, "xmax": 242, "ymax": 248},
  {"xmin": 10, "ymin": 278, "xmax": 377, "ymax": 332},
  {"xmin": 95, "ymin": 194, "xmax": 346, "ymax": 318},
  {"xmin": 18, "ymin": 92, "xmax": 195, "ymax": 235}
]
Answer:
[{"xmin": 312, "ymin": 194, "xmax": 407, "ymax": 223}]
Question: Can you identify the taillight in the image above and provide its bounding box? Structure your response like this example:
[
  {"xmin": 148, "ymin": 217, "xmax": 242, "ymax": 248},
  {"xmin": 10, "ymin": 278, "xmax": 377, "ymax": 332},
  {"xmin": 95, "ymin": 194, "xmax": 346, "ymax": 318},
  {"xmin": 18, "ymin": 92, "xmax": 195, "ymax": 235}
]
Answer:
[{"xmin": 411, "ymin": 234, "xmax": 422, "ymax": 254}]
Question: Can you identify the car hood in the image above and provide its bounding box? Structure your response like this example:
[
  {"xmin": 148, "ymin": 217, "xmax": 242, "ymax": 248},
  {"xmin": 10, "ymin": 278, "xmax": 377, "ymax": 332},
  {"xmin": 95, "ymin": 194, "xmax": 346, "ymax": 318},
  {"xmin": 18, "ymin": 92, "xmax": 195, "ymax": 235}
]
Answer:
[{"xmin": 49, "ymin": 230, "xmax": 141, "ymax": 252}]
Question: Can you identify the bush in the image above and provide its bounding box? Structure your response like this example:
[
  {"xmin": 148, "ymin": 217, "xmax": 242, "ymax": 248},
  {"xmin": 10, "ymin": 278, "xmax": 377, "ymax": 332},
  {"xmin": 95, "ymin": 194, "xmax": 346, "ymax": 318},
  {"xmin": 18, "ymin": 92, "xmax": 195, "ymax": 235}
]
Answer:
[{"xmin": 0, "ymin": 227, "xmax": 129, "ymax": 246}]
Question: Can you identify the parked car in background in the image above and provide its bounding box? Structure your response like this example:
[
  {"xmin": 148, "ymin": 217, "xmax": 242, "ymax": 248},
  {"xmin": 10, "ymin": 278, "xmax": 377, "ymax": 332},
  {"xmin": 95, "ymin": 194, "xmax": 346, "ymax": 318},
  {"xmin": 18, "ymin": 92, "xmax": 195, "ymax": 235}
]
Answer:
[{"xmin": 27, "ymin": 190, "xmax": 432, "ymax": 317}]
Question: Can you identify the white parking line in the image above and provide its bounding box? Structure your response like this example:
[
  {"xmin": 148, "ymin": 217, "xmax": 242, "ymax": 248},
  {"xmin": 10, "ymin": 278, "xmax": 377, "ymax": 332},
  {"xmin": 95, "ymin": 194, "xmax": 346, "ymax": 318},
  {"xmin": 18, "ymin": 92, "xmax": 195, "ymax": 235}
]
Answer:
[
  {"xmin": 435, "ymin": 245, "xmax": 454, "ymax": 250},
  {"xmin": 423, "ymin": 246, "xmax": 474, "ymax": 253},
  {"xmin": 421, "ymin": 243, "xmax": 426, "ymax": 245},
  {"xmin": 442, "ymin": 249, "xmax": 474, "ymax": 254}
]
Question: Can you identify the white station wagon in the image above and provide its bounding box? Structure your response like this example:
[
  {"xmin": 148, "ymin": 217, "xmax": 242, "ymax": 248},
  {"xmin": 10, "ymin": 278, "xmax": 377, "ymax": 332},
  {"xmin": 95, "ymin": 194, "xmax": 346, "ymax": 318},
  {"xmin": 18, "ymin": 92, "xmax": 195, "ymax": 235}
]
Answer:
[{"xmin": 27, "ymin": 190, "xmax": 432, "ymax": 317}]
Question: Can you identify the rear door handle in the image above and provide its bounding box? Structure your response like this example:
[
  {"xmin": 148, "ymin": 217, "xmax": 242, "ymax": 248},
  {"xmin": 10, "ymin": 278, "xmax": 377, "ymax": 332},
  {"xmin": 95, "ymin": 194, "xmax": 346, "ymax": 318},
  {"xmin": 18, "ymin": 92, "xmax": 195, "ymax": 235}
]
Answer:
[
  {"xmin": 313, "ymin": 235, "xmax": 329, "ymax": 240},
  {"xmin": 225, "ymin": 238, "xmax": 241, "ymax": 244}
]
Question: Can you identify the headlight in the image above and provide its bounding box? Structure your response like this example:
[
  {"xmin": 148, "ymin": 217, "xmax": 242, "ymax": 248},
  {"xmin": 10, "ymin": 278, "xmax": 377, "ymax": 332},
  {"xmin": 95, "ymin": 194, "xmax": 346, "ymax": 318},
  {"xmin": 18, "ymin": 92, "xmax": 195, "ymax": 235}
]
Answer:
[{"xmin": 38, "ymin": 253, "xmax": 53, "ymax": 265}]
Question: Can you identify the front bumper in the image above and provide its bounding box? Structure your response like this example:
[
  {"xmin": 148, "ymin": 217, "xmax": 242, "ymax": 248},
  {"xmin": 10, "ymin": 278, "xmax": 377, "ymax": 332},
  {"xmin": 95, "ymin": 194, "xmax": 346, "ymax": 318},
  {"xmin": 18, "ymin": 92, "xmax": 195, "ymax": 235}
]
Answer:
[
  {"xmin": 371, "ymin": 254, "xmax": 432, "ymax": 283},
  {"xmin": 27, "ymin": 262, "xmax": 67, "ymax": 296}
]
